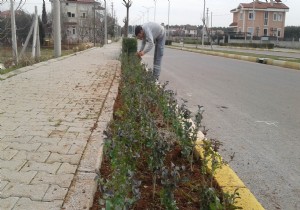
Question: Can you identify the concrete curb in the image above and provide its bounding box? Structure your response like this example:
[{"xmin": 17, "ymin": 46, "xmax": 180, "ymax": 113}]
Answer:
[
  {"xmin": 168, "ymin": 46, "xmax": 300, "ymax": 71},
  {"xmin": 194, "ymin": 134, "xmax": 265, "ymax": 209},
  {"xmin": 62, "ymin": 61, "xmax": 121, "ymax": 210},
  {"xmin": 217, "ymin": 46, "xmax": 300, "ymax": 54}
]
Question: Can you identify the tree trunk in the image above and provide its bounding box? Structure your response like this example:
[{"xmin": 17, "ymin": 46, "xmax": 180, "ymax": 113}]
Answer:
[{"xmin": 125, "ymin": 6, "xmax": 129, "ymax": 37}]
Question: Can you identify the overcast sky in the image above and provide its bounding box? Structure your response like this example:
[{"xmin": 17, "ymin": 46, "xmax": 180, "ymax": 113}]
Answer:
[{"xmin": 1, "ymin": 0, "xmax": 299, "ymax": 27}]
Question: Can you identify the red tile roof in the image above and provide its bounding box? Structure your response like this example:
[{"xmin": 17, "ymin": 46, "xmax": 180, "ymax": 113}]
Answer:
[
  {"xmin": 240, "ymin": 1, "xmax": 289, "ymax": 10},
  {"xmin": 229, "ymin": 22, "xmax": 238, "ymax": 27},
  {"xmin": 76, "ymin": 0, "xmax": 96, "ymax": 3}
]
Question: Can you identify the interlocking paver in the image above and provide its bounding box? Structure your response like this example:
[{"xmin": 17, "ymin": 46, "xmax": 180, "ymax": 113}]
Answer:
[
  {"xmin": 12, "ymin": 151, "xmax": 50, "ymax": 163},
  {"xmin": 20, "ymin": 161, "xmax": 61, "ymax": 174},
  {"xmin": 13, "ymin": 198, "xmax": 62, "ymax": 210},
  {"xmin": 56, "ymin": 163, "xmax": 77, "ymax": 175},
  {"xmin": 0, "ymin": 197, "xmax": 19, "ymax": 210},
  {"xmin": 37, "ymin": 144, "xmax": 72, "ymax": 154},
  {"xmin": 5, "ymin": 142, "xmax": 41, "ymax": 152},
  {"xmin": 31, "ymin": 172, "xmax": 74, "ymax": 188},
  {"xmin": 0, "ymin": 159, "xmax": 26, "ymax": 171},
  {"xmin": 0, "ymin": 149, "xmax": 18, "ymax": 160},
  {"xmin": 46, "ymin": 153, "xmax": 81, "ymax": 165},
  {"xmin": 1, "ymin": 183, "xmax": 49, "ymax": 200},
  {"xmin": 43, "ymin": 185, "xmax": 68, "ymax": 201},
  {"xmin": 0, "ymin": 169, "xmax": 37, "ymax": 184},
  {"xmin": 0, "ymin": 43, "xmax": 121, "ymax": 209},
  {"xmin": 0, "ymin": 180, "xmax": 9, "ymax": 191}
]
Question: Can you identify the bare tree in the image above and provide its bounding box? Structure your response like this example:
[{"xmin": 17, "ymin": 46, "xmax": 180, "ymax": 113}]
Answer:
[{"xmin": 122, "ymin": 0, "xmax": 132, "ymax": 38}]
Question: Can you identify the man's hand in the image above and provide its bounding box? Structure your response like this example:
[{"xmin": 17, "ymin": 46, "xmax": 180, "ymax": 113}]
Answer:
[{"xmin": 137, "ymin": 51, "xmax": 145, "ymax": 57}]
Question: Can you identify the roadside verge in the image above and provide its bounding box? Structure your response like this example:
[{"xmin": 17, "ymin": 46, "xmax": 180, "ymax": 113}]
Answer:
[{"xmin": 168, "ymin": 46, "xmax": 300, "ymax": 71}]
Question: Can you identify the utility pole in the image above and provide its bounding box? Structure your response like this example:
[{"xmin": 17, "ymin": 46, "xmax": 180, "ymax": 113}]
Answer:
[
  {"xmin": 104, "ymin": 0, "xmax": 107, "ymax": 44},
  {"xmin": 153, "ymin": 0, "xmax": 156, "ymax": 22},
  {"xmin": 201, "ymin": 0, "xmax": 205, "ymax": 48},
  {"xmin": 10, "ymin": 0, "xmax": 18, "ymax": 64},
  {"xmin": 111, "ymin": 2, "xmax": 114, "ymax": 38},
  {"xmin": 93, "ymin": 1, "xmax": 96, "ymax": 46},
  {"xmin": 32, "ymin": 6, "xmax": 38, "ymax": 58},
  {"xmin": 206, "ymin": 8, "xmax": 209, "ymax": 32},
  {"xmin": 53, "ymin": 0, "xmax": 61, "ymax": 57},
  {"xmin": 167, "ymin": 0, "xmax": 170, "ymax": 40},
  {"xmin": 252, "ymin": 0, "xmax": 255, "ymax": 41}
]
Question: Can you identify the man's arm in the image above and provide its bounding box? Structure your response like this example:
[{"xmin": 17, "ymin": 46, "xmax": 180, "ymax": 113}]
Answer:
[
  {"xmin": 140, "ymin": 27, "xmax": 154, "ymax": 54},
  {"xmin": 139, "ymin": 39, "xmax": 146, "ymax": 52}
]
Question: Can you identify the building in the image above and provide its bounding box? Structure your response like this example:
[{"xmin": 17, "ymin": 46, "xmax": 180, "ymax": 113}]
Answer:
[
  {"xmin": 230, "ymin": 0, "xmax": 289, "ymax": 39},
  {"xmin": 50, "ymin": 0, "xmax": 104, "ymax": 43}
]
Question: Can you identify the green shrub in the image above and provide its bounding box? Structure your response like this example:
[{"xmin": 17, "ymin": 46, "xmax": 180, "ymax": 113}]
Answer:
[
  {"xmin": 122, "ymin": 38, "xmax": 137, "ymax": 54},
  {"xmin": 220, "ymin": 43, "xmax": 274, "ymax": 49},
  {"xmin": 165, "ymin": 40, "xmax": 172, "ymax": 45}
]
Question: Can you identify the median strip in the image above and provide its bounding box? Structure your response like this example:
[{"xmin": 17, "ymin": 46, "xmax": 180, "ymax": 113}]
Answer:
[{"xmin": 168, "ymin": 45, "xmax": 300, "ymax": 71}]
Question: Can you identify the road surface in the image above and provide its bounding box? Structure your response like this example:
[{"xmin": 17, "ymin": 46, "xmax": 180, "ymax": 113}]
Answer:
[{"xmin": 142, "ymin": 47, "xmax": 300, "ymax": 210}]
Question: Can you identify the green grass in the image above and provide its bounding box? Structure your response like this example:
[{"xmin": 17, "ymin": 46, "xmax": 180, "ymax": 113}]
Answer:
[{"xmin": 0, "ymin": 47, "xmax": 78, "ymax": 75}]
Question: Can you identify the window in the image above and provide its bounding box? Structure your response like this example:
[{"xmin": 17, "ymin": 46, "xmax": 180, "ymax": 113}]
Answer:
[
  {"xmin": 239, "ymin": 12, "xmax": 243, "ymax": 20},
  {"xmin": 274, "ymin": 13, "xmax": 277, "ymax": 21},
  {"xmin": 247, "ymin": 27, "xmax": 254, "ymax": 36},
  {"xmin": 273, "ymin": 13, "xmax": 282, "ymax": 21},
  {"xmin": 72, "ymin": 27, "xmax": 76, "ymax": 35},
  {"xmin": 248, "ymin": 11, "xmax": 255, "ymax": 20},
  {"xmin": 72, "ymin": 13, "xmax": 75, "ymax": 17},
  {"xmin": 264, "ymin": 12, "xmax": 268, "ymax": 26},
  {"xmin": 278, "ymin": 13, "xmax": 282, "ymax": 21},
  {"xmin": 263, "ymin": 28, "xmax": 268, "ymax": 36},
  {"xmin": 67, "ymin": 12, "xmax": 71, "ymax": 17},
  {"xmin": 81, "ymin": 13, "xmax": 86, "ymax": 18},
  {"xmin": 277, "ymin": 29, "xmax": 281, "ymax": 37},
  {"xmin": 66, "ymin": 3, "xmax": 69, "ymax": 5}
]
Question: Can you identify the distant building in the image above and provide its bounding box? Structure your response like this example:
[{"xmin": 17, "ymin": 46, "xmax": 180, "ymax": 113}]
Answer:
[
  {"xmin": 50, "ymin": 0, "xmax": 104, "ymax": 43},
  {"xmin": 184, "ymin": 25, "xmax": 198, "ymax": 37},
  {"xmin": 230, "ymin": 0, "xmax": 289, "ymax": 38}
]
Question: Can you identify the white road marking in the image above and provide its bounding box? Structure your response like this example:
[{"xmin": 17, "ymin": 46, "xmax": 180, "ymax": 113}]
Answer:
[
  {"xmin": 186, "ymin": 92, "xmax": 192, "ymax": 97},
  {"xmin": 255, "ymin": 121, "xmax": 279, "ymax": 127}
]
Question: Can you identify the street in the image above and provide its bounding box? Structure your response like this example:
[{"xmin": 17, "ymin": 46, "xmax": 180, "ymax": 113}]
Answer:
[{"xmin": 143, "ymin": 47, "xmax": 300, "ymax": 210}]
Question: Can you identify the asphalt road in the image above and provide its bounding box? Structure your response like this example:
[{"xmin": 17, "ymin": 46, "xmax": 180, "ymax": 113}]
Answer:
[{"xmin": 142, "ymin": 47, "xmax": 300, "ymax": 210}]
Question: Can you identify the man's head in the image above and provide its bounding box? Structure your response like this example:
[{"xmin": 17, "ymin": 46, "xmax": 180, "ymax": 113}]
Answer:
[{"xmin": 135, "ymin": 26, "xmax": 144, "ymax": 40}]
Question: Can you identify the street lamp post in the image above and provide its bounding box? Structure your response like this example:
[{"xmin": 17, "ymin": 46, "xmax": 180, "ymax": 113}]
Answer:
[
  {"xmin": 143, "ymin": 6, "xmax": 153, "ymax": 22},
  {"xmin": 202, "ymin": 0, "xmax": 206, "ymax": 48},
  {"xmin": 154, "ymin": 0, "xmax": 156, "ymax": 22},
  {"xmin": 167, "ymin": 0, "xmax": 170, "ymax": 40},
  {"xmin": 139, "ymin": 11, "xmax": 145, "ymax": 24},
  {"xmin": 252, "ymin": 0, "xmax": 255, "ymax": 41}
]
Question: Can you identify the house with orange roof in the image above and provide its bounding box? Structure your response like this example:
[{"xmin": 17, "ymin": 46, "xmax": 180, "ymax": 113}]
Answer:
[{"xmin": 230, "ymin": 0, "xmax": 289, "ymax": 39}]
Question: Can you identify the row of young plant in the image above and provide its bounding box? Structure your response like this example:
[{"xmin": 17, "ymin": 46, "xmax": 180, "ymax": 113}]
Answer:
[{"xmin": 98, "ymin": 38, "xmax": 240, "ymax": 209}]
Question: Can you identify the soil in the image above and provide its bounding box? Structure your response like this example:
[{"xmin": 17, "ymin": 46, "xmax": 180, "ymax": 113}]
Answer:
[{"xmin": 91, "ymin": 88, "xmax": 218, "ymax": 210}]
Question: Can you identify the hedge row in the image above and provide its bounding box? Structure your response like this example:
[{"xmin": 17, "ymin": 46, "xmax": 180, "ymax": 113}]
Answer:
[{"xmin": 220, "ymin": 43, "xmax": 274, "ymax": 49}]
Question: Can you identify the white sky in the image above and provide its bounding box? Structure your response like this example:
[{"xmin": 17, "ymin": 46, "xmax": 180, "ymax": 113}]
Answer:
[{"xmin": 1, "ymin": 0, "xmax": 299, "ymax": 27}]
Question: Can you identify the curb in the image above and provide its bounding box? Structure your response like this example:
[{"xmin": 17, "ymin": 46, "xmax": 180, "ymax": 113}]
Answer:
[
  {"xmin": 194, "ymin": 134, "xmax": 265, "ymax": 210},
  {"xmin": 62, "ymin": 61, "xmax": 121, "ymax": 209},
  {"xmin": 168, "ymin": 46, "xmax": 300, "ymax": 71}
]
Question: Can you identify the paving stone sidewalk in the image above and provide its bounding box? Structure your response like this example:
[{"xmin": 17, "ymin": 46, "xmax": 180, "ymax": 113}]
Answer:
[{"xmin": 0, "ymin": 42, "xmax": 122, "ymax": 210}]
